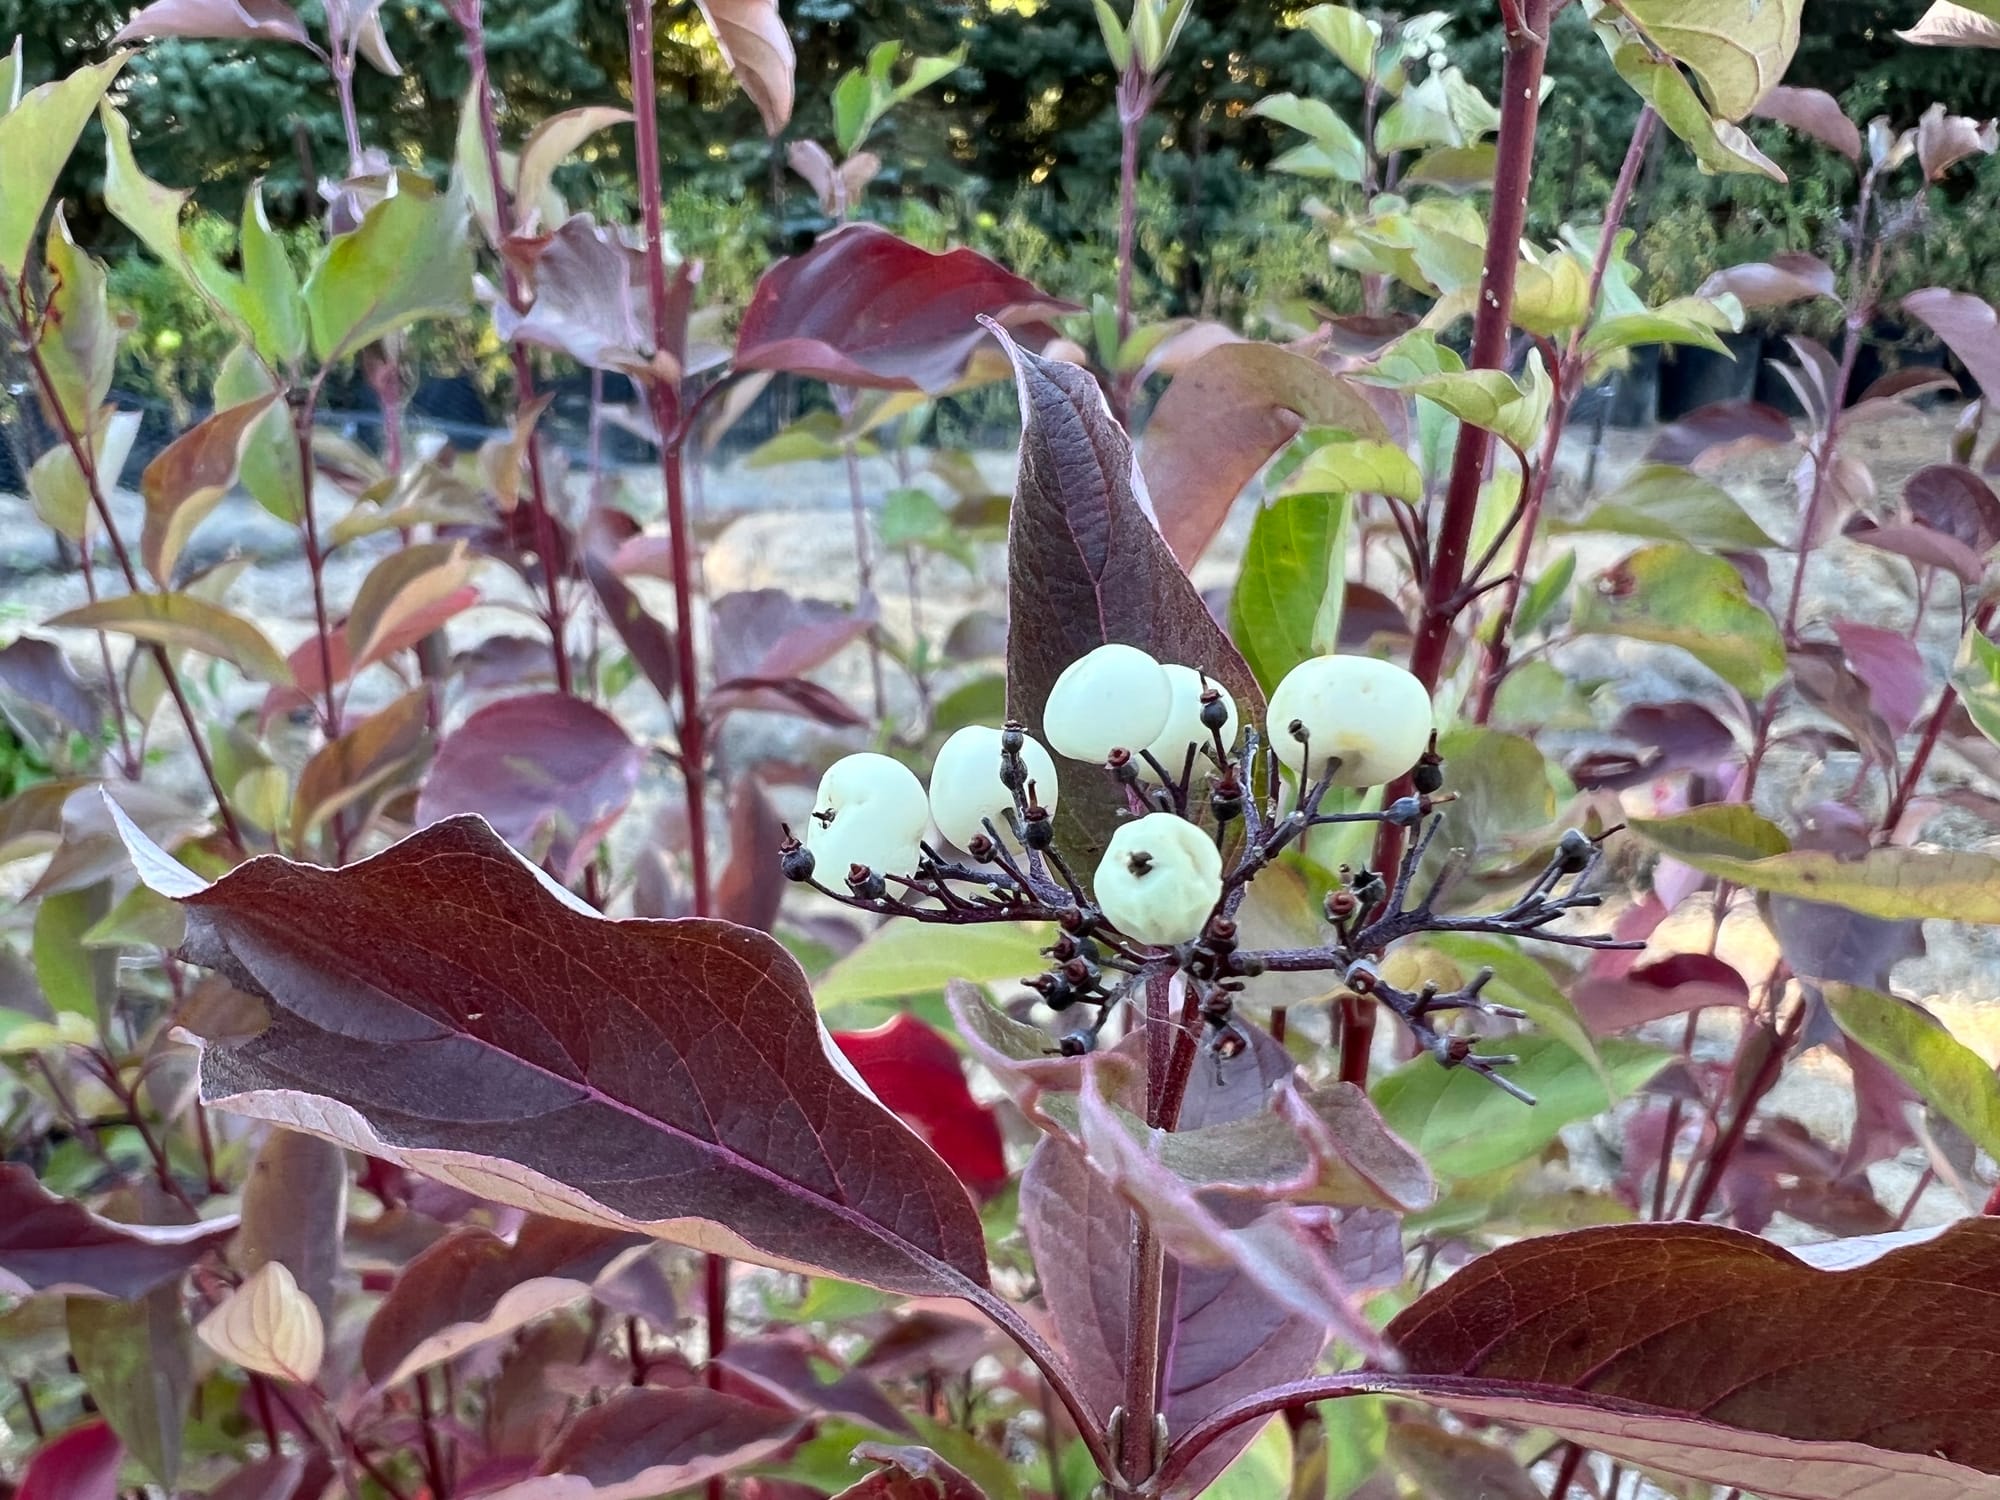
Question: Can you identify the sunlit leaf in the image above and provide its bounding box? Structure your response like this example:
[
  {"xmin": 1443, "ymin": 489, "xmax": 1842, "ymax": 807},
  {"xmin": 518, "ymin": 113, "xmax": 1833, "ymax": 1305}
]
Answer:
[
  {"xmin": 1572, "ymin": 543, "xmax": 1785, "ymax": 699},
  {"xmin": 1231, "ymin": 491, "xmax": 1350, "ymax": 695},
  {"xmin": 1826, "ymin": 985, "xmax": 2000, "ymax": 1163},
  {"xmin": 694, "ymin": 0, "xmax": 796, "ymax": 135},
  {"xmin": 0, "ymin": 53, "xmax": 128, "ymax": 282},
  {"xmin": 47, "ymin": 594, "xmax": 292, "ymax": 684},
  {"xmin": 139, "ymin": 395, "xmax": 281, "ymax": 584},
  {"xmin": 195, "ymin": 1261, "xmax": 324, "ymax": 1384},
  {"xmin": 303, "ymin": 179, "xmax": 473, "ymax": 361}
]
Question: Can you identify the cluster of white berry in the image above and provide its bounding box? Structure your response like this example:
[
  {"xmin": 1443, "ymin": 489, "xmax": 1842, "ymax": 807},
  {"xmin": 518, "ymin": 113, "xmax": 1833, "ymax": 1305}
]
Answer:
[{"xmin": 794, "ymin": 644, "xmax": 1435, "ymax": 954}]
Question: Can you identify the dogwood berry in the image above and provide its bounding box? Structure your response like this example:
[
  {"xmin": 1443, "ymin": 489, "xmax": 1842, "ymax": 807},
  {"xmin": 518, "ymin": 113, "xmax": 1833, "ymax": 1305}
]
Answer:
[
  {"xmin": 1139, "ymin": 665, "xmax": 1239, "ymax": 780},
  {"xmin": 805, "ymin": 752, "xmax": 929, "ymax": 879},
  {"xmin": 1044, "ymin": 644, "xmax": 1173, "ymax": 762},
  {"xmin": 929, "ymin": 725, "xmax": 1060, "ymax": 849},
  {"xmin": 1266, "ymin": 654, "xmax": 1433, "ymax": 787},
  {"xmin": 1093, "ymin": 812, "xmax": 1224, "ymax": 946}
]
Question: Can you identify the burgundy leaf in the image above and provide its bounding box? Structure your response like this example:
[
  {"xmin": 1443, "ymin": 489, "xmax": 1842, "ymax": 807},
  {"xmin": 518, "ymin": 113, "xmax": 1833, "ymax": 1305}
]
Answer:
[
  {"xmin": 1572, "ymin": 953, "xmax": 1750, "ymax": 1034},
  {"xmin": 707, "ymin": 675, "xmax": 868, "ymax": 728},
  {"xmin": 1904, "ymin": 463, "xmax": 2000, "ymax": 554},
  {"xmin": 139, "ymin": 394, "xmax": 281, "ymax": 584},
  {"xmin": 362, "ymin": 1218, "xmax": 640, "ymax": 1388},
  {"xmin": 710, "ymin": 589, "xmax": 875, "ymax": 683},
  {"xmin": 114, "ymin": 0, "xmax": 310, "ymax": 45},
  {"xmin": 993, "ymin": 328, "xmax": 1266, "ymax": 863},
  {"xmin": 261, "ymin": 584, "xmax": 480, "ymax": 724},
  {"xmin": 1770, "ymin": 895, "xmax": 1925, "ymax": 989},
  {"xmin": 289, "ymin": 687, "xmax": 431, "ymax": 848},
  {"xmin": 1138, "ymin": 342, "xmax": 1390, "ymax": 566},
  {"xmin": 0, "ymin": 635, "xmax": 103, "ymax": 736},
  {"xmin": 717, "ymin": 1334, "xmax": 909, "ymax": 1434},
  {"xmin": 717, "ymin": 773, "xmax": 785, "ymax": 933},
  {"xmin": 170, "ymin": 817, "xmax": 993, "ymax": 1296},
  {"xmin": 1373, "ymin": 1219, "xmax": 2000, "ymax": 1500},
  {"xmin": 1645, "ymin": 400, "xmax": 1794, "ymax": 466},
  {"xmin": 482, "ymin": 1387, "xmax": 801, "ymax": 1499},
  {"xmin": 583, "ymin": 512, "xmax": 681, "ymax": 706},
  {"xmin": 1751, "ymin": 85, "xmax": 1862, "ymax": 161},
  {"xmin": 1903, "ymin": 288, "xmax": 2000, "ymax": 400},
  {"xmin": 0, "ymin": 1165, "xmax": 235, "ymax": 1299},
  {"xmin": 417, "ymin": 693, "xmax": 643, "ymax": 881},
  {"xmin": 832, "ymin": 1444, "xmax": 990, "ymax": 1499},
  {"xmin": 1841, "ymin": 516, "xmax": 1987, "ymax": 585},
  {"xmin": 17, "ymin": 1420, "xmax": 123, "ymax": 1500},
  {"xmin": 495, "ymin": 216, "xmax": 659, "ymax": 379},
  {"xmin": 1697, "ymin": 253, "xmax": 1837, "ymax": 310},
  {"xmin": 833, "ymin": 1015, "xmax": 1009, "ymax": 1198},
  {"xmin": 734, "ymin": 223, "xmax": 1076, "ymax": 393},
  {"xmin": 1831, "ymin": 619, "xmax": 1929, "ymax": 735},
  {"xmin": 1855, "ymin": 366, "xmax": 1960, "ymax": 405}
]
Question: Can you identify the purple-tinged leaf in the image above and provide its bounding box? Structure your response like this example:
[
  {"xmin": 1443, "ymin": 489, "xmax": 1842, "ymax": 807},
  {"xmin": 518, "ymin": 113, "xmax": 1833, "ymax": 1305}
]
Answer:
[
  {"xmin": 113, "ymin": 0, "xmax": 309, "ymax": 46},
  {"xmin": 1750, "ymin": 85, "xmax": 1861, "ymax": 161},
  {"xmin": 833, "ymin": 1015, "xmax": 1009, "ymax": 1199},
  {"xmin": 495, "ymin": 215, "xmax": 660, "ymax": 380},
  {"xmin": 1899, "ymin": 0, "xmax": 2000, "ymax": 46},
  {"xmin": 289, "ymin": 687, "xmax": 431, "ymax": 848},
  {"xmin": 1905, "ymin": 463, "xmax": 2000, "ymax": 553},
  {"xmin": 710, "ymin": 589, "xmax": 875, "ymax": 682},
  {"xmin": 1841, "ymin": 515, "xmax": 1987, "ymax": 585},
  {"xmin": 832, "ymin": 1444, "xmax": 990, "ymax": 1499},
  {"xmin": 480, "ymin": 1387, "xmax": 801, "ymax": 1499},
  {"xmin": 1904, "ymin": 288, "xmax": 2000, "ymax": 398},
  {"xmin": 1697, "ymin": 252, "xmax": 1836, "ymax": 310},
  {"xmin": 1916, "ymin": 102, "xmax": 1998, "ymax": 182},
  {"xmin": 734, "ymin": 223, "xmax": 1076, "ymax": 393},
  {"xmin": 0, "ymin": 1165, "xmax": 235, "ymax": 1299},
  {"xmin": 1572, "ymin": 953, "xmax": 1750, "ymax": 1034},
  {"xmin": 1831, "ymin": 620, "xmax": 1929, "ymax": 735},
  {"xmin": 707, "ymin": 676, "xmax": 868, "ymax": 728},
  {"xmin": 717, "ymin": 773, "xmax": 785, "ymax": 933},
  {"xmin": 206, "ymin": 1455, "xmax": 309, "ymax": 1500},
  {"xmin": 514, "ymin": 108, "xmax": 634, "ymax": 231},
  {"xmin": 583, "ymin": 518, "xmax": 680, "ymax": 707},
  {"xmin": 261, "ymin": 583, "xmax": 480, "ymax": 723},
  {"xmin": 139, "ymin": 394, "xmax": 280, "ymax": 585},
  {"xmin": 362, "ymin": 1218, "xmax": 639, "ymax": 1389},
  {"xmin": 17, "ymin": 1420, "xmax": 122, "ymax": 1500},
  {"xmin": 718, "ymin": 1335, "xmax": 909, "ymax": 1434},
  {"xmin": 67, "ymin": 1281, "xmax": 192, "ymax": 1486},
  {"xmin": 694, "ymin": 0, "xmax": 795, "ymax": 136},
  {"xmin": 1644, "ymin": 400, "xmax": 1794, "ymax": 466},
  {"xmin": 1139, "ymin": 342, "xmax": 1389, "ymax": 566},
  {"xmin": 994, "ymin": 329, "xmax": 1266, "ymax": 862},
  {"xmin": 417, "ymin": 694, "xmax": 642, "ymax": 881},
  {"xmin": 0, "ymin": 635, "xmax": 102, "ymax": 736},
  {"xmin": 173, "ymin": 817, "xmax": 993, "ymax": 1296},
  {"xmin": 1367, "ymin": 1219, "xmax": 2000, "ymax": 1500}
]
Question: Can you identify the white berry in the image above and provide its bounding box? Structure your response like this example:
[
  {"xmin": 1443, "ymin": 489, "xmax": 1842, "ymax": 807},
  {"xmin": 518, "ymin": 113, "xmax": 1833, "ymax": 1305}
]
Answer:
[
  {"xmin": 1138, "ymin": 665, "xmax": 1239, "ymax": 781},
  {"xmin": 1093, "ymin": 812, "xmax": 1224, "ymax": 947},
  {"xmin": 928, "ymin": 726, "xmax": 1060, "ymax": 850},
  {"xmin": 1266, "ymin": 654, "xmax": 1433, "ymax": 787},
  {"xmin": 1043, "ymin": 643, "xmax": 1173, "ymax": 762},
  {"xmin": 806, "ymin": 752, "xmax": 928, "ymax": 878}
]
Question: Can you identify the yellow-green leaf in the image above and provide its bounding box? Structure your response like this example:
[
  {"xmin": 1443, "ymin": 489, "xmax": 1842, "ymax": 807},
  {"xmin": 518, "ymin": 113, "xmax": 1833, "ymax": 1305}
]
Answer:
[
  {"xmin": 1627, "ymin": 841, "xmax": 2000, "ymax": 924},
  {"xmin": 303, "ymin": 180, "xmax": 473, "ymax": 361},
  {"xmin": 1827, "ymin": 984, "xmax": 2000, "ymax": 1161},
  {"xmin": 1572, "ymin": 543, "xmax": 1785, "ymax": 699},
  {"xmin": 0, "ymin": 53, "xmax": 128, "ymax": 281},
  {"xmin": 48, "ymin": 593, "xmax": 293, "ymax": 684}
]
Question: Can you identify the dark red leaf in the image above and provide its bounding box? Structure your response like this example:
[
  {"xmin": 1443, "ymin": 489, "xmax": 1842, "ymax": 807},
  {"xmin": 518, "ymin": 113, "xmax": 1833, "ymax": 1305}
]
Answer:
[
  {"xmin": 707, "ymin": 676, "xmax": 868, "ymax": 728},
  {"xmin": 717, "ymin": 774, "xmax": 785, "ymax": 933},
  {"xmin": 1645, "ymin": 400, "xmax": 1794, "ymax": 466},
  {"xmin": 170, "ymin": 817, "xmax": 992, "ymax": 1296},
  {"xmin": 992, "ymin": 327, "xmax": 1265, "ymax": 864},
  {"xmin": 362, "ymin": 1218, "xmax": 641, "ymax": 1388},
  {"xmin": 17, "ymin": 1420, "xmax": 122, "ymax": 1500},
  {"xmin": 260, "ymin": 584, "xmax": 480, "ymax": 723},
  {"xmin": 1376, "ymin": 1220, "xmax": 2000, "ymax": 1499},
  {"xmin": 710, "ymin": 589, "xmax": 875, "ymax": 682},
  {"xmin": 734, "ymin": 223, "xmax": 1076, "ymax": 393},
  {"xmin": 584, "ymin": 510, "xmax": 681, "ymax": 706},
  {"xmin": 1831, "ymin": 619, "xmax": 1929, "ymax": 735},
  {"xmin": 416, "ymin": 693, "xmax": 643, "ymax": 881},
  {"xmin": 1841, "ymin": 516, "xmax": 1987, "ymax": 585},
  {"xmin": 717, "ymin": 1334, "xmax": 909, "ymax": 1434},
  {"xmin": 833, "ymin": 1015, "xmax": 1009, "ymax": 1198},
  {"xmin": 0, "ymin": 1164, "xmax": 236, "ymax": 1299},
  {"xmin": 831, "ymin": 1444, "xmax": 990, "ymax": 1499},
  {"xmin": 1138, "ymin": 342, "xmax": 1389, "ymax": 566},
  {"xmin": 1572, "ymin": 953, "xmax": 1750, "ymax": 1034},
  {"xmin": 114, "ymin": 0, "xmax": 310, "ymax": 45},
  {"xmin": 0, "ymin": 635, "xmax": 102, "ymax": 736},
  {"xmin": 1904, "ymin": 463, "xmax": 2000, "ymax": 554},
  {"xmin": 504, "ymin": 1387, "xmax": 801, "ymax": 1498},
  {"xmin": 1751, "ymin": 85, "xmax": 1862, "ymax": 162}
]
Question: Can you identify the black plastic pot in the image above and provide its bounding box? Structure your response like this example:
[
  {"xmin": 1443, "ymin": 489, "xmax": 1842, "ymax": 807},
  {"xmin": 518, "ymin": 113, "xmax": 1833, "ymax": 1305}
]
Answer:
[
  {"xmin": 1656, "ymin": 331, "xmax": 1762, "ymax": 420},
  {"xmin": 1603, "ymin": 343, "xmax": 1662, "ymax": 429}
]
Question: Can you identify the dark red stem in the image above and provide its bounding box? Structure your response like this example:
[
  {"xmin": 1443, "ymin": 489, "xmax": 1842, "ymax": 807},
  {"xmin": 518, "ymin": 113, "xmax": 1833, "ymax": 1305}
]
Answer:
[{"xmin": 1883, "ymin": 600, "xmax": 1996, "ymax": 837}]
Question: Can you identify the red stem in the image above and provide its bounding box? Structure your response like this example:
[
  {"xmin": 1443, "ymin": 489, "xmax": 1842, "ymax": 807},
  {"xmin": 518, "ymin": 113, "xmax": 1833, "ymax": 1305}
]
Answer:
[
  {"xmin": 1882, "ymin": 600, "xmax": 1995, "ymax": 837},
  {"xmin": 291, "ymin": 394, "xmax": 343, "ymax": 739},
  {"xmin": 1344, "ymin": 0, "xmax": 1551, "ymax": 1086}
]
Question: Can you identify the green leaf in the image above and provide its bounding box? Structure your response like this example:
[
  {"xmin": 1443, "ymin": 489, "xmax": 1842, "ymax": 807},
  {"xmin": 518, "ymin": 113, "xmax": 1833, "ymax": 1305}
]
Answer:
[
  {"xmin": 1630, "ymin": 805, "xmax": 1791, "ymax": 863},
  {"xmin": 1093, "ymin": 0, "xmax": 1132, "ymax": 69},
  {"xmin": 27, "ymin": 410, "xmax": 142, "ymax": 541},
  {"xmin": 814, "ymin": 919, "xmax": 1055, "ymax": 1011},
  {"xmin": 1378, "ymin": 346, "xmax": 1551, "ymax": 453},
  {"xmin": 1583, "ymin": 294, "xmax": 1745, "ymax": 361},
  {"xmin": 1299, "ymin": 4, "xmax": 1379, "ymax": 84},
  {"xmin": 1251, "ymin": 94, "xmax": 1366, "ymax": 183},
  {"xmin": 879, "ymin": 486, "xmax": 976, "ymax": 568},
  {"xmin": 1626, "ymin": 841, "xmax": 2000, "ymax": 924},
  {"xmin": 100, "ymin": 102, "xmax": 249, "ymax": 329},
  {"xmin": 1279, "ymin": 440, "xmax": 1422, "ymax": 504},
  {"xmin": 1424, "ymin": 933, "xmax": 1606, "ymax": 1087},
  {"xmin": 0, "ymin": 52, "xmax": 128, "ymax": 281},
  {"xmin": 1620, "ymin": 0, "xmax": 1803, "ymax": 120},
  {"xmin": 33, "ymin": 881, "xmax": 113, "ymax": 1021},
  {"xmin": 1230, "ymin": 491, "xmax": 1350, "ymax": 695},
  {"xmin": 68, "ymin": 1287, "xmax": 193, "ymax": 1487},
  {"xmin": 214, "ymin": 345, "xmax": 305, "ymax": 524},
  {"xmin": 1572, "ymin": 543, "xmax": 1785, "ymax": 699},
  {"xmin": 1205, "ymin": 1410, "xmax": 1294, "ymax": 1500},
  {"xmin": 1827, "ymin": 984, "xmax": 2000, "ymax": 1162},
  {"xmin": 1602, "ymin": 38, "xmax": 1785, "ymax": 181},
  {"xmin": 1953, "ymin": 624, "xmax": 2000, "ymax": 749},
  {"xmin": 1323, "ymin": 1394, "xmax": 1389, "ymax": 1499},
  {"xmin": 1562, "ymin": 463, "xmax": 1777, "ymax": 550},
  {"xmin": 241, "ymin": 181, "xmax": 306, "ymax": 365},
  {"xmin": 831, "ymin": 69, "xmax": 873, "ymax": 156},
  {"xmin": 1431, "ymin": 726, "xmax": 1560, "ymax": 852},
  {"xmin": 1514, "ymin": 547, "xmax": 1575, "ymax": 639},
  {"xmin": 0, "ymin": 36, "xmax": 22, "ymax": 114},
  {"xmin": 47, "ymin": 594, "xmax": 293, "ymax": 684},
  {"xmin": 889, "ymin": 47, "xmax": 967, "ymax": 106},
  {"xmin": 1373, "ymin": 1036, "xmax": 1670, "ymax": 1179},
  {"xmin": 37, "ymin": 209, "xmax": 117, "ymax": 433},
  {"xmin": 303, "ymin": 180, "xmax": 473, "ymax": 361}
]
